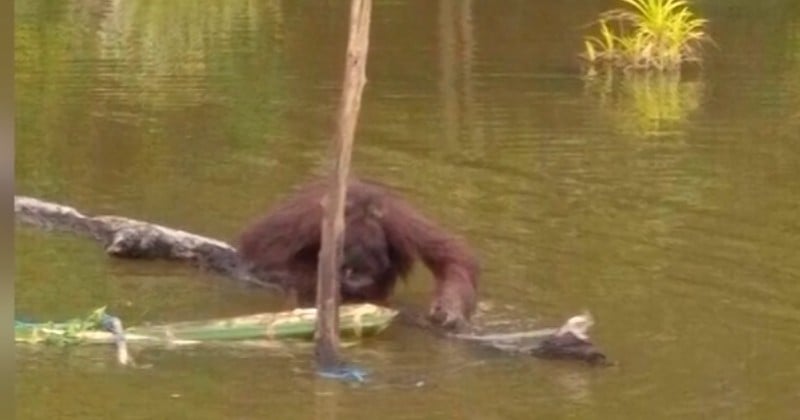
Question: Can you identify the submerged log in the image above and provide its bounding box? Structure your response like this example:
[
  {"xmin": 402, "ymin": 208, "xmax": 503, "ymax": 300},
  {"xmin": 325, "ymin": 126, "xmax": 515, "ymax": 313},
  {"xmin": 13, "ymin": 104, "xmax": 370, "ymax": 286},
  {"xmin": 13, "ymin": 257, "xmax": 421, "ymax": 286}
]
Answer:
[
  {"xmin": 399, "ymin": 309, "xmax": 609, "ymax": 365},
  {"xmin": 15, "ymin": 195, "xmax": 609, "ymax": 365},
  {"xmin": 457, "ymin": 312, "xmax": 609, "ymax": 365},
  {"xmin": 14, "ymin": 196, "xmax": 273, "ymax": 290}
]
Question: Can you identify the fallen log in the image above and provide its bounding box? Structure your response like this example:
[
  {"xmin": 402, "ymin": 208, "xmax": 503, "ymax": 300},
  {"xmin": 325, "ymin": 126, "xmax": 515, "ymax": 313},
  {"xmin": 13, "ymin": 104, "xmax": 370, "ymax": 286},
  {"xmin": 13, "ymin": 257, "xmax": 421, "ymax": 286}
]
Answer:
[
  {"xmin": 15, "ymin": 195, "xmax": 610, "ymax": 365},
  {"xmin": 14, "ymin": 195, "xmax": 277, "ymax": 290},
  {"xmin": 399, "ymin": 308, "xmax": 609, "ymax": 366}
]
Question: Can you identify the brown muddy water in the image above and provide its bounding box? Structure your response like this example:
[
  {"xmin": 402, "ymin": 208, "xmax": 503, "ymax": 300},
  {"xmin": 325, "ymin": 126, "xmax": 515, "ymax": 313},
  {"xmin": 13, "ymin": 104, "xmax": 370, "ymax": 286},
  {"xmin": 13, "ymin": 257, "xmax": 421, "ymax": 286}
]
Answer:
[{"xmin": 14, "ymin": 1, "xmax": 800, "ymax": 419}]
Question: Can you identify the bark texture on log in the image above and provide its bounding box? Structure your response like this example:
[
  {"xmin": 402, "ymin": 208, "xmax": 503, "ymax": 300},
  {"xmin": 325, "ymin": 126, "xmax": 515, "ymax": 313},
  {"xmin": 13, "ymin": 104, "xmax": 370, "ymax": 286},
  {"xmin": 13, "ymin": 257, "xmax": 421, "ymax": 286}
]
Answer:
[{"xmin": 14, "ymin": 196, "xmax": 274, "ymax": 290}]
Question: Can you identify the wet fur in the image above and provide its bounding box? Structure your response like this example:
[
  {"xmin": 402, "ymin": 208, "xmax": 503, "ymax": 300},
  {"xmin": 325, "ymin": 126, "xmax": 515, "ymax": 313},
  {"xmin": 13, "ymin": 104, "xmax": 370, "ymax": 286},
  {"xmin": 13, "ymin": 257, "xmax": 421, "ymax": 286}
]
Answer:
[{"xmin": 237, "ymin": 178, "xmax": 480, "ymax": 323}]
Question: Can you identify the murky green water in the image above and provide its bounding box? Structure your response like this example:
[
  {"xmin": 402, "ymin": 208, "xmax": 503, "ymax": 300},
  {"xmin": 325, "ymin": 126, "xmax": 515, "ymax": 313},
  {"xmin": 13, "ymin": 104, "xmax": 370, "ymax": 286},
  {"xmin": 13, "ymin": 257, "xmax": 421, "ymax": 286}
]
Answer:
[{"xmin": 14, "ymin": 1, "xmax": 800, "ymax": 419}]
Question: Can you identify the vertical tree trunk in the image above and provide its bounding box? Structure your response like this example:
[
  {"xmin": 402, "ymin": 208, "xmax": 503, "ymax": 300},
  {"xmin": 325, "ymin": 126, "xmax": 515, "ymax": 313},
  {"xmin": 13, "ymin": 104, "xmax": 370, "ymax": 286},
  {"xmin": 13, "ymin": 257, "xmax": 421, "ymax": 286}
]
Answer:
[{"xmin": 315, "ymin": 0, "xmax": 373, "ymax": 369}]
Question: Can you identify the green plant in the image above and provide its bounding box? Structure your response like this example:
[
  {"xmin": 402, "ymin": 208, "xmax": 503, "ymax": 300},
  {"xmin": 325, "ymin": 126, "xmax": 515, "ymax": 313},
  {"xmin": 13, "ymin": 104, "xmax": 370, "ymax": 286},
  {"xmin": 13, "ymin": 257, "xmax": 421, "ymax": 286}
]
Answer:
[
  {"xmin": 16, "ymin": 306, "xmax": 109, "ymax": 346},
  {"xmin": 582, "ymin": 0, "xmax": 710, "ymax": 72}
]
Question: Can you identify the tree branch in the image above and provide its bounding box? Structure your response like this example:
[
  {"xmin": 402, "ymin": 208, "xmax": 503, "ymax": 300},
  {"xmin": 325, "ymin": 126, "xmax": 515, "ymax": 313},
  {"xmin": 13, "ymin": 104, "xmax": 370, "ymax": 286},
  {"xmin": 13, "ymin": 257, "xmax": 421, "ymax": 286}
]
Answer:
[
  {"xmin": 14, "ymin": 195, "xmax": 274, "ymax": 290},
  {"xmin": 315, "ymin": 0, "xmax": 373, "ymax": 369}
]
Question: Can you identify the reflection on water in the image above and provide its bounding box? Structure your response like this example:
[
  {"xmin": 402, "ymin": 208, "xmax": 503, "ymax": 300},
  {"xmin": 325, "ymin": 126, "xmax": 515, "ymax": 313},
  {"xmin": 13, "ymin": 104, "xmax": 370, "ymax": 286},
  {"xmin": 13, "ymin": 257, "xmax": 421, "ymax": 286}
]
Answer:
[
  {"xmin": 15, "ymin": 0, "xmax": 800, "ymax": 419},
  {"xmin": 584, "ymin": 71, "xmax": 704, "ymax": 136},
  {"xmin": 92, "ymin": 0, "xmax": 284, "ymax": 113}
]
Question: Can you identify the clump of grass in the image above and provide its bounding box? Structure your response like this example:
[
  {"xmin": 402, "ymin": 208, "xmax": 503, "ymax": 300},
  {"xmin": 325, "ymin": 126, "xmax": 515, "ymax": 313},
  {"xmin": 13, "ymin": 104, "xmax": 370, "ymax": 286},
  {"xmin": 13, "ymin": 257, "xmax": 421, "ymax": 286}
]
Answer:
[
  {"xmin": 16, "ymin": 306, "xmax": 110, "ymax": 346},
  {"xmin": 581, "ymin": 0, "xmax": 710, "ymax": 72}
]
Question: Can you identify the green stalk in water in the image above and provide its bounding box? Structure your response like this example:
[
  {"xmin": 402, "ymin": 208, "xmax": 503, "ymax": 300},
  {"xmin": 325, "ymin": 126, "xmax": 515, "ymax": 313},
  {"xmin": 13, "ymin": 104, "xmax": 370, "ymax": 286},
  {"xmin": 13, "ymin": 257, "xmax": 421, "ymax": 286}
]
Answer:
[
  {"xmin": 15, "ymin": 304, "xmax": 398, "ymax": 346},
  {"xmin": 582, "ymin": 0, "xmax": 710, "ymax": 72}
]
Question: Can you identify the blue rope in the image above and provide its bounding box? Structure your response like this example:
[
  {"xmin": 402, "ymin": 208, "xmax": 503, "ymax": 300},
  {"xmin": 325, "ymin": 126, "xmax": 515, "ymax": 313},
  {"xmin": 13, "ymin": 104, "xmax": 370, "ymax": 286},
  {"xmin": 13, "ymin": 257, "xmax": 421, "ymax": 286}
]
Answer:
[
  {"xmin": 100, "ymin": 313, "xmax": 133, "ymax": 366},
  {"xmin": 317, "ymin": 364, "xmax": 369, "ymax": 383},
  {"xmin": 100, "ymin": 313, "xmax": 126, "ymax": 343},
  {"xmin": 15, "ymin": 319, "xmax": 37, "ymax": 327},
  {"xmin": 14, "ymin": 312, "xmax": 125, "ymax": 339}
]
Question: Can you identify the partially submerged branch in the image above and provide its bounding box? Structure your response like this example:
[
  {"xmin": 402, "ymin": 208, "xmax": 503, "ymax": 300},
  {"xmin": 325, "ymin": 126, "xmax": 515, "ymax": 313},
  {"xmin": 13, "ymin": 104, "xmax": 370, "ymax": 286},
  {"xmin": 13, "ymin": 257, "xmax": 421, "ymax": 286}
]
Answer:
[
  {"xmin": 399, "ymin": 309, "xmax": 609, "ymax": 365},
  {"xmin": 14, "ymin": 195, "xmax": 272, "ymax": 290}
]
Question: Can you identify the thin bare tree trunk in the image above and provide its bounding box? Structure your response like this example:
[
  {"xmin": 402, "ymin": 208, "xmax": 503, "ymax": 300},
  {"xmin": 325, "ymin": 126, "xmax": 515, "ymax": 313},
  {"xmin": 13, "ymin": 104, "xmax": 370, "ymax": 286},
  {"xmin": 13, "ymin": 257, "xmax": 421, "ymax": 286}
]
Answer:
[{"xmin": 315, "ymin": 0, "xmax": 373, "ymax": 369}]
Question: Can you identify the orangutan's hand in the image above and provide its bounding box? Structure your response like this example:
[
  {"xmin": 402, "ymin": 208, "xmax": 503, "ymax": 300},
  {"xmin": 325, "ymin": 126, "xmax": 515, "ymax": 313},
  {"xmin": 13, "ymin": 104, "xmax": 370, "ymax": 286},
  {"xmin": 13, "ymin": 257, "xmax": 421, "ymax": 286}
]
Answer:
[{"xmin": 428, "ymin": 279, "xmax": 476, "ymax": 331}]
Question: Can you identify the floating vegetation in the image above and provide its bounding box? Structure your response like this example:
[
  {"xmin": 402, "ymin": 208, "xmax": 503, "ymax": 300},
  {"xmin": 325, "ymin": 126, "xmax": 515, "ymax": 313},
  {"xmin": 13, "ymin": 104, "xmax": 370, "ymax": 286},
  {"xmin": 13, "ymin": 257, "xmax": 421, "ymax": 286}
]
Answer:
[
  {"xmin": 15, "ymin": 306, "xmax": 111, "ymax": 346},
  {"xmin": 581, "ymin": 0, "xmax": 710, "ymax": 73},
  {"xmin": 16, "ymin": 304, "xmax": 398, "ymax": 366},
  {"xmin": 15, "ymin": 304, "xmax": 398, "ymax": 346}
]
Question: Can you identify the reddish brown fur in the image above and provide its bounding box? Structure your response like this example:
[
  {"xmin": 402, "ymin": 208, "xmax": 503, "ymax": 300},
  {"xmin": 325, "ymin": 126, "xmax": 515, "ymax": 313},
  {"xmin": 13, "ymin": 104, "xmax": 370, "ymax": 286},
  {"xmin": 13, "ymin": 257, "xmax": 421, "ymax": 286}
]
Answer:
[{"xmin": 237, "ymin": 177, "xmax": 480, "ymax": 327}]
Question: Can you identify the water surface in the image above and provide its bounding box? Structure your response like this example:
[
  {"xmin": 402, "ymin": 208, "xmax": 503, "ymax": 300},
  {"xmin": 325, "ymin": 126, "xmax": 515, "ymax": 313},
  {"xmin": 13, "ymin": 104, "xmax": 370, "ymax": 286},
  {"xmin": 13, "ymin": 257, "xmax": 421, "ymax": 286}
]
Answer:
[{"xmin": 15, "ymin": 1, "xmax": 800, "ymax": 419}]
